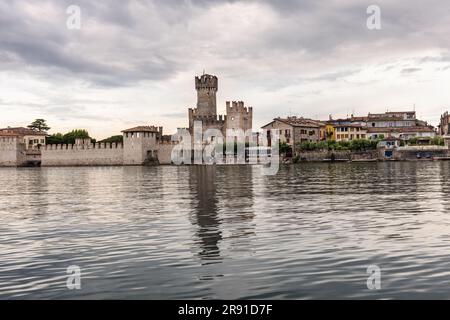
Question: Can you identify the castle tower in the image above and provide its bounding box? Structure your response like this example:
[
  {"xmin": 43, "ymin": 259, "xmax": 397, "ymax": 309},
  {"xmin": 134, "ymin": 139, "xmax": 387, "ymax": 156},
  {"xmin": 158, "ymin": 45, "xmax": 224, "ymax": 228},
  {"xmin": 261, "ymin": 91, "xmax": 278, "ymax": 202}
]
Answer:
[
  {"xmin": 226, "ymin": 101, "xmax": 253, "ymax": 132},
  {"xmin": 122, "ymin": 126, "xmax": 160, "ymax": 165},
  {"xmin": 195, "ymin": 74, "xmax": 218, "ymax": 116}
]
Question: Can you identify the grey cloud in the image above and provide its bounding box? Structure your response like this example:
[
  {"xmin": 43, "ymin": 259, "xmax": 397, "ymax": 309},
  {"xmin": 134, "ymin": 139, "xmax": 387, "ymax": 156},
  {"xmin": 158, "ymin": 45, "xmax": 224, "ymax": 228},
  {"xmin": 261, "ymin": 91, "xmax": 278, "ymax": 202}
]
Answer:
[
  {"xmin": 2, "ymin": 0, "xmax": 450, "ymax": 89},
  {"xmin": 401, "ymin": 67, "xmax": 421, "ymax": 74}
]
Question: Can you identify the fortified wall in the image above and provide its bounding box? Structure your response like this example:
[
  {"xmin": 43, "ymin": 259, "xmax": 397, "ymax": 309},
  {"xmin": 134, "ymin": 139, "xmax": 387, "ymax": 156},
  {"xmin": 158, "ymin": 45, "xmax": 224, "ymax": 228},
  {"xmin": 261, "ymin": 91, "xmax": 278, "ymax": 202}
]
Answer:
[
  {"xmin": 41, "ymin": 140, "xmax": 124, "ymax": 166},
  {"xmin": 392, "ymin": 146, "xmax": 450, "ymax": 160},
  {"xmin": 41, "ymin": 128, "xmax": 178, "ymax": 167},
  {"xmin": 188, "ymin": 108, "xmax": 227, "ymax": 134},
  {"xmin": 0, "ymin": 136, "xmax": 26, "ymax": 167}
]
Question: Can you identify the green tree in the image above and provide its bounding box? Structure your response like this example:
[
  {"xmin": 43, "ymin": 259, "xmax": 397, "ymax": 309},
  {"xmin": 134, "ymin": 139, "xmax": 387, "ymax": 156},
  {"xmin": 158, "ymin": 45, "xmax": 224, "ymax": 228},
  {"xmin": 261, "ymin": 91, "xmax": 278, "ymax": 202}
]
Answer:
[
  {"xmin": 28, "ymin": 119, "xmax": 50, "ymax": 132},
  {"xmin": 46, "ymin": 133, "xmax": 64, "ymax": 145},
  {"xmin": 63, "ymin": 129, "xmax": 92, "ymax": 144},
  {"xmin": 279, "ymin": 142, "xmax": 291, "ymax": 154},
  {"xmin": 296, "ymin": 138, "xmax": 380, "ymax": 153},
  {"xmin": 46, "ymin": 129, "xmax": 95, "ymax": 145},
  {"xmin": 408, "ymin": 137, "xmax": 418, "ymax": 146},
  {"xmin": 430, "ymin": 137, "xmax": 444, "ymax": 146},
  {"xmin": 99, "ymin": 135, "xmax": 123, "ymax": 144}
]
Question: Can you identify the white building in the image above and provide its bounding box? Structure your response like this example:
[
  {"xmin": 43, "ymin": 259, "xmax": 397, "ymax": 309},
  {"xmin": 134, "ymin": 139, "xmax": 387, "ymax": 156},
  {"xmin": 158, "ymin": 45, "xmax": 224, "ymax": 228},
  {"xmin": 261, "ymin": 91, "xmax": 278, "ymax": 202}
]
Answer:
[{"xmin": 0, "ymin": 127, "xmax": 46, "ymax": 150}]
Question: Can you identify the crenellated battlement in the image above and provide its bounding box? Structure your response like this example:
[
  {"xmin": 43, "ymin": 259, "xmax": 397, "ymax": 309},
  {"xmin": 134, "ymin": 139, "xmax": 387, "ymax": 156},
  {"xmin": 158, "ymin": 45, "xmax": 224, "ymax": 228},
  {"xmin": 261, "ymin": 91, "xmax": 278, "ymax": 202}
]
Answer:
[
  {"xmin": 0, "ymin": 136, "xmax": 20, "ymax": 150},
  {"xmin": 158, "ymin": 140, "xmax": 179, "ymax": 145},
  {"xmin": 44, "ymin": 142, "xmax": 124, "ymax": 151},
  {"xmin": 192, "ymin": 114, "xmax": 227, "ymax": 125},
  {"xmin": 226, "ymin": 101, "xmax": 253, "ymax": 115},
  {"xmin": 189, "ymin": 108, "xmax": 226, "ymax": 123},
  {"xmin": 195, "ymin": 74, "xmax": 218, "ymax": 91}
]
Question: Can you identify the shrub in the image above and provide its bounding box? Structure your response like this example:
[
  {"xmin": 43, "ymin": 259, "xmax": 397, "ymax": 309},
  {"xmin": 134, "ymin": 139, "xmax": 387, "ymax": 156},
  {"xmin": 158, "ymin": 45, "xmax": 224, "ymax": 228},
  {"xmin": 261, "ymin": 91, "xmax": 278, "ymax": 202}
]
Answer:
[{"xmin": 296, "ymin": 138, "xmax": 380, "ymax": 153}]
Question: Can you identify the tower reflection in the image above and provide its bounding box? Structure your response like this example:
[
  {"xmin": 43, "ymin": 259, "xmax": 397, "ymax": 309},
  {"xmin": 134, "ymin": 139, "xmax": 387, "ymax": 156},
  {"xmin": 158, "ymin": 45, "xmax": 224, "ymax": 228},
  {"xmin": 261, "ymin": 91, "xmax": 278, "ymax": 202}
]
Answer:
[{"xmin": 189, "ymin": 166, "xmax": 222, "ymax": 265}]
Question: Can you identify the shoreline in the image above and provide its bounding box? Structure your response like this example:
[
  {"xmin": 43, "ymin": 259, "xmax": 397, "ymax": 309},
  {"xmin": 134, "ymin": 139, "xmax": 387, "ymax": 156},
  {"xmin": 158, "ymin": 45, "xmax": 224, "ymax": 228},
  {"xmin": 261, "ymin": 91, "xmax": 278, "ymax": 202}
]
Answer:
[{"xmin": 3, "ymin": 158, "xmax": 450, "ymax": 169}]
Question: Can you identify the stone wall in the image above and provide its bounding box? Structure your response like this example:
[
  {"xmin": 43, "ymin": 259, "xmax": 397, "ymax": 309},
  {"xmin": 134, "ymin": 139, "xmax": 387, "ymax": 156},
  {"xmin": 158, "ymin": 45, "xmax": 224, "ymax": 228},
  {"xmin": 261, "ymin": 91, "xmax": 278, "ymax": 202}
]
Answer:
[
  {"xmin": 157, "ymin": 142, "xmax": 176, "ymax": 164},
  {"xmin": 41, "ymin": 143, "xmax": 124, "ymax": 166},
  {"xmin": 0, "ymin": 137, "xmax": 26, "ymax": 167},
  {"xmin": 296, "ymin": 150, "xmax": 378, "ymax": 161},
  {"xmin": 393, "ymin": 146, "xmax": 450, "ymax": 160}
]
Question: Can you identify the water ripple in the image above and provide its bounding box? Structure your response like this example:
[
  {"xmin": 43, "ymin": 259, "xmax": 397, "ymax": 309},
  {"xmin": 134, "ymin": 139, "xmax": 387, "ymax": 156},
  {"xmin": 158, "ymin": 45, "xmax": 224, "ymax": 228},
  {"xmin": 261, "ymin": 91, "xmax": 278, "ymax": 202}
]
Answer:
[{"xmin": 1, "ymin": 162, "xmax": 450, "ymax": 299}]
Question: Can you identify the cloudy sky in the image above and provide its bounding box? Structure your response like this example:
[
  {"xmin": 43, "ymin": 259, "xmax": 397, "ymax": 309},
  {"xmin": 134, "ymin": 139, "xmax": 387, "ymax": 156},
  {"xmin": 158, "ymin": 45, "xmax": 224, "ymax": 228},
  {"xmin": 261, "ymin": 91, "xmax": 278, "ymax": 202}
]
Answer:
[{"xmin": 1, "ymin": 0, "xmax": 450, "ymax": 139}]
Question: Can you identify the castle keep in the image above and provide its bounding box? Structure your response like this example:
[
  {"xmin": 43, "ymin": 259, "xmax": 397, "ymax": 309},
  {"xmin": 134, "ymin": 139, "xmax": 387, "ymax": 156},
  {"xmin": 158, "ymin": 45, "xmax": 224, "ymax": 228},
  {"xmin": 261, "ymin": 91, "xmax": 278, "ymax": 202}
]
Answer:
[{"xmin": 188, "ymin": 74, "xmax": 253, "ymax": 135}]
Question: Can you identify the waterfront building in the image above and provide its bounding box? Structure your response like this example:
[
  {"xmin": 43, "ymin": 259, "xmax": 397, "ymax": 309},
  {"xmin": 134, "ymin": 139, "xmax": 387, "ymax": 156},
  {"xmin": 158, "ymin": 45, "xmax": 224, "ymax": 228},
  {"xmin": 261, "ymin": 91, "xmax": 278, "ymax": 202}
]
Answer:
[
  {"xmin": 325, "ymin": 115, "xmax": 368, "ymax": 141},
  {"xmin": 261, "ymin": 117, "xmax": 322, "ymax": 147},
  {"xmin": 334, "ymin": 124, "xmax": 367, "ymax": 141},
  {"xmin": 366, "ymin": 126, "xmax": 436, "ymax": 140},
  {"xmin": 0, "ymin": 127, "xmax": 46, "ymax": 150},
  {"xmin": 367, "ymin": 111, "xmax": 417, "ymax": 128},
  {"xmin": 326, "ymin": 111, "xmax": 435, "ymax": 141}
]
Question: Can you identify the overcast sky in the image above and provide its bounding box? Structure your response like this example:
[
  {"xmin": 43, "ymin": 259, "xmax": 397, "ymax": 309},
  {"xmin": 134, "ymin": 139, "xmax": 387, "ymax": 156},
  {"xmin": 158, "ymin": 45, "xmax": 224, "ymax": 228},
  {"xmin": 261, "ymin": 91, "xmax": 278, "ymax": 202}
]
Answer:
[{"xmin": 1, "ymin": 0, "xmax": 450, "ymax": 139}]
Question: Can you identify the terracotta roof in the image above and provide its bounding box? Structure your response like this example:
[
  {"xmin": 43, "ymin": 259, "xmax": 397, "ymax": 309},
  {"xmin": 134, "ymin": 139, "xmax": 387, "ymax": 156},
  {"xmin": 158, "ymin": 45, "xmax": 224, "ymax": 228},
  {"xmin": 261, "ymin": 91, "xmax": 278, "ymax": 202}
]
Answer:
[
  {"xmin": 122, "ymin": 126, "xmax": 160, "ymax": 133},
  {"xmin": 333, "ymin": 123, "xmax": 365, "ymax": 128},
  {"xmin": 383, "ymin": 136, "xmax": 402, "ymax": 141},
  {"xmin": 367, "ymin": 126, "xmax": 435, "ymax": 133},
  {"xmin": 350, "ymin": 116, "xmax": 368, "ymax": 121},
  {"xmin": 274, "ymin": 117, "xmax": 323, "ymax": 128},
  {"xmin": 0, "ymin": 127, "xmax": 47, "ymax": 136},
  {"xmin": 0, "ymin": 132, "xmax": 20, "ymax": 137},
  {"xmin": 367, "ymin": 117, "xmax": 405, "ymax": 121},
  {"xmin": 385, "ymin": 111, "xmax": 415, "ymax": 114}
]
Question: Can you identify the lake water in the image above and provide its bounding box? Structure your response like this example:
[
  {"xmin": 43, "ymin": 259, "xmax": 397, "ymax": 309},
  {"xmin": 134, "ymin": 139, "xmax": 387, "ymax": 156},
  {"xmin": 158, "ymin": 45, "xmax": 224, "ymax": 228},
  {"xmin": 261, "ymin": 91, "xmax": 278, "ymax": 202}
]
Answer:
[{"xmin": 1, "ymin": 162, "xmax": 450, "ymax": 299}]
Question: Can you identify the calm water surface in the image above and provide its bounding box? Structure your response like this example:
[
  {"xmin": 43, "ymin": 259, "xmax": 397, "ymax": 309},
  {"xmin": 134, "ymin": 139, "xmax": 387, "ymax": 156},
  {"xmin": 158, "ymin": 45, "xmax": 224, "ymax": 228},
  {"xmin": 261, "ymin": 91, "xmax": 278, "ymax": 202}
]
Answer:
[{"xmin": 1, "ymin": 162, "xmax": 450, "ymax": 299}]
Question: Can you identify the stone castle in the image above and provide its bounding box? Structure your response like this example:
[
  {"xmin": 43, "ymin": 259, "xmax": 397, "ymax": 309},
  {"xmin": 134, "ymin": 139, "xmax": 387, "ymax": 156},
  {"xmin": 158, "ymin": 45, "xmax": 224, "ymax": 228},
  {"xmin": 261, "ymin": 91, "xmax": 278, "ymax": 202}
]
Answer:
[
  {"xmin": 0, "ymin": 73, "xmax": 254, "ymax": 167},
  {"xmin": 188, "ymin": 74, "xmax": 253, "ymax": 136}
]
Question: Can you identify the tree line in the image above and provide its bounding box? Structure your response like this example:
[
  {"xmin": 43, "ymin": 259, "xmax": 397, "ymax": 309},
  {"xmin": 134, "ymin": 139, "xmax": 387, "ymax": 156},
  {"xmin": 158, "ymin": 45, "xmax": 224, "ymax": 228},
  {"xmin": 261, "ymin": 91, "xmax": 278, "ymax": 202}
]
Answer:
[{"xmin": 27, "ymin": 119, "xmax": 123, "ymax": 145}]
